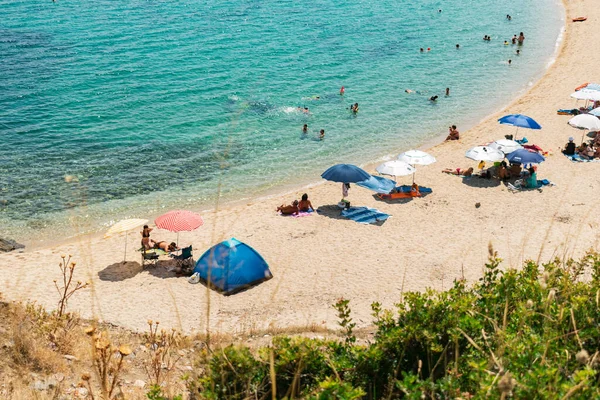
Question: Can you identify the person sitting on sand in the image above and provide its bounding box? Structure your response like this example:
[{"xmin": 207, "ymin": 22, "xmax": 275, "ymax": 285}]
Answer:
[
  {"xmin": 525, "ymin": 167, "xmax": 538, "ymax": 188},
  {"xmin": 508, "ymin": 163, "xmax": 522, "ymax": 178},
  {"xmin": 141, "ymin": 225, "xmax": 154, "ymax": 250},
  {"xmin": 298, "ymin": 193, "xmax": 314, "ymax": 212},
  {"xmin": 498, "ymin": 161, "xmax": 509, "ymax": 181},
  {"xmin": 563, "ymin": 137, "xmax": 576, "ymax": 155},
  {"xmin": 577, "ymin": 143, "xmax": 590, "ymax": 159},
  {"xmin": 277, "ymin": 200, "xmax": 299, "ymax": 215},
  {"xmin": 445, "ymin": 125, "xmax": 460, "ymax": 140},
  {"xmin": 442, "ymin": 167, "xmax": 474, "ymax": 176},
  {"xmin": 154, "ymin": 241, "xmax": 179, "ymax": 252}
]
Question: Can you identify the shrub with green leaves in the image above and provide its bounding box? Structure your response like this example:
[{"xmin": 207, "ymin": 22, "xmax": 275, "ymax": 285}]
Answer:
[{"xmin": 191, "ymin": 250, "xmax": 600, "ymax": 399}]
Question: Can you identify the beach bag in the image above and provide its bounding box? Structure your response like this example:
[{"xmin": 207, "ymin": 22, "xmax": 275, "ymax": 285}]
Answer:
[{"xmin": 188, "ymin": 272, "xmax": 200, "ymax": 284}]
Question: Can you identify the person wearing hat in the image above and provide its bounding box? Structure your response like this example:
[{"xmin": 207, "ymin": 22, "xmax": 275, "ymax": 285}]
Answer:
[{"xmin": 563, "ymin": 137, "xmax": 576, "ymax": 156}]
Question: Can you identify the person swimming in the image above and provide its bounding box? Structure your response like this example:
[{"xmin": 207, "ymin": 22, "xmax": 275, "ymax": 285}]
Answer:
[
  {"xmin": 429, "ymin": 95, "xmax": 438, "ymax": 101},
  {"xmin": 319, "ymin": 129, "xmax": 325, "ymax": 140},
  {"xmin": 302, "ymin": 124, "xmax": 308, "ymax": 133},
  {"xmin": 340, "ymin": 86, "xmax": 345, "ymax": 95},
  {"xmin": 350, "ymin": 103, "xmax": 359, "ymax": 113},
  {"xmin": 504, "ymin": 40, "xmax": 509, "ymax": 45},
  {"xmin": 506, "ymin": 14, "xmax": 512, "ymax": 20},
  {"xmin": 456, "ymin": 44, "xmax": 460, "ymax": 49}
]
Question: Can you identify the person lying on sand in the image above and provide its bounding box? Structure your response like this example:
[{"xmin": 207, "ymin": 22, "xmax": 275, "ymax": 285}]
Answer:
[
  {"xmin": 154, "ymin": 241, "xmax": 179, "ymax": 252},
  {"xmin": 442, "ymin": 167, "xmax": 474, "ymax": 176},
  {"xmin": 277, "ymin": 200, "xmax": 299, "ymax": 215}
]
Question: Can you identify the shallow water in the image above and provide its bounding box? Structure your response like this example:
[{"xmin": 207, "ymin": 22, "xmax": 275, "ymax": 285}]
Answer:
[{"xmin": 0, "ymin": 0, "xmax": 563, "ymax": 243}]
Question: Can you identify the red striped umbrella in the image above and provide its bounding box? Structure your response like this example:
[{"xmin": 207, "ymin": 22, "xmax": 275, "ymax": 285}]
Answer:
[
  {"xmin": 155, "ymin": 210, "xmax": 204, "ymax": 232},
  {"xmin": 155, "ymin": 210, "xmax": 204, "ymax": 245}
]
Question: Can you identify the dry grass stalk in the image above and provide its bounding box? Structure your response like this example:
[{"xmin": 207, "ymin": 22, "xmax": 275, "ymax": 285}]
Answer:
[
  {"xmin": 143, "ymin": 320, "xmax": 184, "ymax": 387},
  {"xmin": 54, "ymin": 255, "xmax": 89, "ymax": 318}
]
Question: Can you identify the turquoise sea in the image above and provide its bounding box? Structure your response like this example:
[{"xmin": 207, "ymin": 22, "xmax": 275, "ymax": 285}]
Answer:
[{"xmin": 0, "ymin": 0, "xmax": 563, "ymax": 243}]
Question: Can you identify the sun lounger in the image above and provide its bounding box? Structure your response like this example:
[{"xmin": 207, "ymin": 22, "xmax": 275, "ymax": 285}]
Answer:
[{"xmin": 341, "ymin": 207, "xmax": 390, "ymax": 224}]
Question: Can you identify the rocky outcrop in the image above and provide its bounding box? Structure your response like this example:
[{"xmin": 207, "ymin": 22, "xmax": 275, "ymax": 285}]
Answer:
[{"xmin": 0, "ymin": 238, "xmax": 24, "ymax": 253}]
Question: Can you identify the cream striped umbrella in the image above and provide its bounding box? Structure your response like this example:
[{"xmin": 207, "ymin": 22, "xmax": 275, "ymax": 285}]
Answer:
[
  {"xmin": 154, "ymin": 210, "xmax": 204, "ymax": 245},
  {"xmin": 105, "ymin": 218, "xmax": 148, "ymax": 262}
]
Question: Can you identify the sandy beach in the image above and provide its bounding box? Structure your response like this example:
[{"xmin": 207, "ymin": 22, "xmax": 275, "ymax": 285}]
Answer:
[{"xmin": 1, "ymin": 0, "xmax": 599, "ymax": 336}]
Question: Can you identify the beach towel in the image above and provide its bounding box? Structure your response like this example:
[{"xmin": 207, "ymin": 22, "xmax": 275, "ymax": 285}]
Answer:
[
  {"xmin": 341, "ymin": 207, "xmax": 390, "ymax": 224},
  {"xmin": 507, "ymin": 179, "xmax": 555, "ymax": 191},
  {"xmin": 137, "ymin": 247, "xmax": 168, "ymax": 255},
  {"xmin": 557, "ymin": 108, "xmax": 580, "ymax": 115},
  {"xmin": 564, "ymin": 153, "xmax": 600, "ymax": 163},
  {"xmin": 516, "ymin": 137, "xmax": 528, "ymax": 144},
  {"xmin": 394, "ymin": 185, "xmax": 433, "ymax": 194},
  {"xmin": 291, "ymin": 211, "xmax": 313, "ymax": 218},
  {"xmin": 356, "ymin": 175, "xmax": 397, "ymax": 194}
]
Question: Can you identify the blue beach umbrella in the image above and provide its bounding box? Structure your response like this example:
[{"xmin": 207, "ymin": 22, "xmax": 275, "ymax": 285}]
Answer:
[
  {"xmin": 498, "ymin": 114, "xmax": 541, "ymax": 140},
  {"xmin": 321, "ymin": 164, "xmax": 371, "ymax": 183},
  {"xmin": 506, "ymin": 149, "xmax": 545, "ymax": 165}
]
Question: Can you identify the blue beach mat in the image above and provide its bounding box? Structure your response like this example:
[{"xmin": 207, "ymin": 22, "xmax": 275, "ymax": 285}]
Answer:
[
  {"xmin": 564, "ymin": 153, "xmax": 600, "ymax": 163},
  {"xmin": 341, "ymin": 207, "xmax": 390, "ymax": 225}
]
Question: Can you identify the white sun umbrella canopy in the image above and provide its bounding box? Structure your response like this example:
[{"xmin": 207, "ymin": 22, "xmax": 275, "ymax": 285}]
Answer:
[
  {"xmin": 568, "ymin": 114, "xmax": 600, "ymax": 130},
  {"xmin": 488, "ymin": 139, "xmax": 523, "ymax": 154},
  {"xmin": 590, "ymin": 108, "xmax": 600, "ymax": 117},
  {"xmin": 397, "ymin": 150, "xmax": 436, "ymax": 165},
  {"xmin": 465, "ymin": 146, "xmax": 505, "ymax": 162},
  {"xmin": 397, "ymin": 150, "xmax": 435, "ymax": 183},
  {"xmin": 376, "ymin": 160, "xmax": 416, "ymax": 177},
  {"xmin": 105, "ymin": 218, "xmax": 148, "ymax": 262},
  {"xmin": 570, "ymin": 89, "xmax": 600, "ymax": 101}
]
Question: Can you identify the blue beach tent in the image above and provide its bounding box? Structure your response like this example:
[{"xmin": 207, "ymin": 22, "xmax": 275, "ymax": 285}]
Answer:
[{"xmin": 193, "ymin": 238, "xmax": 272, "ymax": 295}]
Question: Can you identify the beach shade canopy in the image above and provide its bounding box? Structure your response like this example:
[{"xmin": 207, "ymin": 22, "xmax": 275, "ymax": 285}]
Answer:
[
  {"xmin": 193, "ymin": 238, "xmax": 272, "ymax": 296},
  {"xmin": 155, "ymin": 210, "xmax": 204, "ymax": 232},
  {"xmin": 570, "ymin": 89, "xmax": 600, "ymax": 101},
  {"xmin": 104, "ymin": 218, "xmax": 148, "ymax": 262},
  {"xmin": 589, "ymin": 108, "xmax": 600, "ymax": 117},
  {"xmin": 356, "ymin": 175, "xmax": 397, "ymax": 194},
  {"xmin": 498, "ymin": 114, "xmax": 542, "ymax": 130},
  {"xmin": 568, "ymin": 114, "xmax": 600, "ymax": 130},
  {"xmin": 488, "ymin": 139, "xmax": 523, "ymax": 154},
  {"xmin": 465, "ymin": 146, "xmax": 505, "ymax": 162},
  {"xmin": 397, "ymin": 150, "xmax": 436, "ymax": 165},
  {"xmin": 506, "ymin": 149, "xmax": 546, "ymax": 165},
  {"xmin": 321, "ymin": 164, "xmax": 371, "ymax": 183},
  {"xmin": 376, "ymin": 160, "xmax": 416, "ymax": 177}
]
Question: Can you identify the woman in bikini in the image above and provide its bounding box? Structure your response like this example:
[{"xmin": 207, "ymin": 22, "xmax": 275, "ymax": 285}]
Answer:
[
  {"xmin": 442, "ymin": 167, "xmax": 474, "ymax": 176},
  {"xmin": 140, "ymin": 225, "xmax": 154, "ymax": 250}
]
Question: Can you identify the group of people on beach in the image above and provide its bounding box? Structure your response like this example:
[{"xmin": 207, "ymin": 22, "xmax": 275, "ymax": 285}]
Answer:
[
  {"xmin": 563, "ymin": 135, "xmax": 600, "ymax": 160},
  {"xmin": 442, "ymin": 161, "xmax": 538, "ymax": 187},
  {"xmin": 140, "ymin": 225, "xmax": 179, "ymax": 252}
]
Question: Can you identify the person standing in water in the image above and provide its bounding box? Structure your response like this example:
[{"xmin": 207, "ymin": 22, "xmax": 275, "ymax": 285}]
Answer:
[
  {"xmin": 302, "ymin": 124, "xmax": 308, "ymax": 133},
  {"xmin": 518, "ymin": 32, "xmax": 525, "ymax": 44},
  {"xmin": 340, "ymin": 86, "xmax": 345, "ymax": 95},
  {"xmin": 319, "ymin": 129, "xmax": 325, "ymax": 140},
  {"xmin": 445, "ymin": 88, "xmax": 450, "ymax": 96}
]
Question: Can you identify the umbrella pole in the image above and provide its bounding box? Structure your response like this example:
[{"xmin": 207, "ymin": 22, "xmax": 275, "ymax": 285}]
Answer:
[
  {"xmin": 177, "ymin": 232, "xmax": 180, "ymax": 247},
  {"xmin": 123, "ymin": 230, "xmax": 128, "ymax": 263},
  {"xmin": 514, "ymin": 126, "xmax": 519, "ymax": 141}
]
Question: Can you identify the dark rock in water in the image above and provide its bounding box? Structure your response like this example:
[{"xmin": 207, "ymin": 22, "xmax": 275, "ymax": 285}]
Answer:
[{"xmin": 0, "ymin": 238, "xmax": 25, "ymax": 252}]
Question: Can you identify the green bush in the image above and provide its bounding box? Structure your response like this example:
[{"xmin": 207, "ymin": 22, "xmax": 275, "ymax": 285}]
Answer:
[{"xmin": 191, "ymin": 251, "xmax": 600, "ymax": 399}]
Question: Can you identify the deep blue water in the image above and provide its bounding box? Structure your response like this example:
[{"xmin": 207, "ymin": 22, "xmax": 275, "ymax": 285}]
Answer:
[{"xmin": 0, "ymin": 0, "xmax": 563, "ymax": 242}]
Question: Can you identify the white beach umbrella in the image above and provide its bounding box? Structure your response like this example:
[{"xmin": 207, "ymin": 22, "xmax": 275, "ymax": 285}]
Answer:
[
  {"xmin": 397, "ymin": 150, "xmax": 435, "ymax": 183},
  {"xmin": 376, "ymin": 160, "xmax": 416, "ymax": 177},
  {"xmin": 465, "ymin": 146, "xmax": 505, "ymax": 162},
  {"xmin": 590, "ymin": 108, "xmax": 600, "ymax": 117},
  {"xmin": 105, "ymin": 218, "xmax": 148, "ymax": 262},
  {"xmin": 397, "ymin": 150, "xmax": 436, "ymax": 165},
  {"xmin": 570, "ymin": 89, "xmax": 600, "ymax": 101},
  {"xmin": 568, "ymin": 114, "xmax": 600, "ymax": 130},
  {"xmin": 488, "ymin": 139, "xmax": 523, "ymax": 154}
]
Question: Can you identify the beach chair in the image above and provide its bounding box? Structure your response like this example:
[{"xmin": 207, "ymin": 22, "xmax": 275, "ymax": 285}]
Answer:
[
  {"xmin": 173, "ymin": 245, "xmax": 194, "ymax": 270},
  {"xmin": 141, "ymin": 247, "xmax": 159, "ymax": 268}
]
